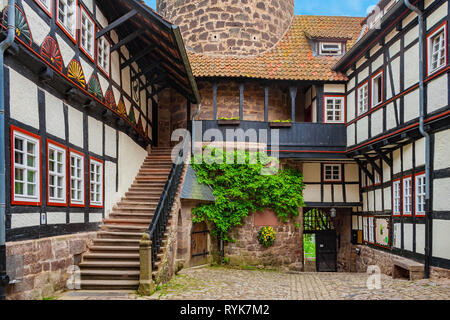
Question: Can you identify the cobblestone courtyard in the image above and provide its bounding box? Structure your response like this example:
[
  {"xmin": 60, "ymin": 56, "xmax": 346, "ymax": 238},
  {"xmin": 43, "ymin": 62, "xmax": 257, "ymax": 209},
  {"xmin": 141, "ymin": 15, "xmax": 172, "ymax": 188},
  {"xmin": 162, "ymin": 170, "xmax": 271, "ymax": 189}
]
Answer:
[{"xmin": 58, "ymin": 266, "xmax": 450, "ymax": 300}]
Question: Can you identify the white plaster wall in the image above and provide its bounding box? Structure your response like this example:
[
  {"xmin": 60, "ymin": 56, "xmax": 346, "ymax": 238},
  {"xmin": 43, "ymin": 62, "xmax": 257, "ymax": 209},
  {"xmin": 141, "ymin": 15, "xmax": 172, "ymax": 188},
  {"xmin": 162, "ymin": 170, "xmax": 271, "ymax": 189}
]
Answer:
[
  {"xmin": 404, "ymin": 223, "xmax": 414, "ymax": 252},
  {"xmin": 347, "ymin": 124, "xmax": 355, "ymax": 147},
  {"xmin": 346, "ymin": 185, "xmax": 360, "ymax": 203},
  {"xmin": 68, "ymin": 105, "xmax": 84, "ymax": 148},
  {"xmin": 404, "ymin": 25, "xmax": 418, "ymax": 48},
  {"xmin": 386, "ymin": 57, "xmax": 400, "ymax": 99},
  {"xmin": 432, "ymin": 220, "xmax": 450, "ymax": 260},
  {"xmin": 416, "ymin": 224, "xmax": 425, "ymax": 255},
  {"xmin": 404, "ymin": 89, "xmax": 419, "ymax": 123},
  {"xmin": 356, "ymin": 57, "xmax": 367, "ymax": 69},
  {"xmin": 344, "ymin": 163, "xmax": 358, "ymax": 182},
  {"xmin": 427, "ymin": 74, "xmax": 448, "ymax": 114},
  {"xmin": 302, "ymin": 163, "xmax": 321, "ymax": 182},
  {"xmin": 426, "ymin": 1, "xmax": 448, "ymax": 31},
  {"xmin": 386, "ymin": 103, "xmax": 399, "ymax": 131},
  {"xmin": 55, "ymin": 34, "xmax": 74, "ymax": 68},
  {"xmin": 105, "ymin": 161, "xmax": 118, "ymax": 217},
  {"xmin": 393, "ymin": 223, "xmax": 402, "ymax": 249},
  {"xmin": 357, "ymin": 117, "xmax": 369, "ymax": 143},
  {"xmin": 368, "ymin": 191, "xmax": 374, "ymax": 212},
  {"xmin": 362, "ymin": 192, "xmax": 368, "ymax": 212},
  {"xmin": 98, "ymin": 73, "xmax": 110, "ymax": 98},
  {"xmin": 415, "ymin": 137, "xmax": 426, "ymax": 167},
  {"xmin": 96, "ymin": 5, "xmax": 108, "ymax": 28},
  {"xmin": 80, "ymin": 57, "xmax": 94, "ymax": 81},
  {"xmin": 375, "ymin": 189, "xmax": 382, "ymax": 212},
  {"xmin": 45, "ymin": 91, "xmax": 65, "ymax": 140},
  {"xmin": 385, "ymin": 28, "xmax": 398, "ymax": 44},
  {"xmin": 370, "ymin": 43, "xmax": 381, "ymax": 56},
  {"xmin": 323, "ymin": 185, "xmax": 332, "ymax": 203},
  {"xmin": 384, "ymin": 187, "xmax": 391, "ymax": 210},
  {"xmin": 89, "ymin": 213, "xmax": 103, "ymax": 223},
  {"xmin": 117, "ymin": 132, "xmax": 148, "ymax": 199},
  {"xmin": 347, "ymin": 77, "xmax": 355, "ymax": 91},
  {"xmin": 84, "ymin": 0, "xmax": 94, "ymax": 13},
  {"xmin": 105, "ymin": 125, "xmax": 117, "ymax": 158},
  {"xmin": 358, "ymin": 67, "xmax": 369, "ymax": 82},
  {"xmin": 434, "ymin": 129, "xmax": 450, "ymax": 170},
  {"xmin": 303, "ymin": 184, "xmax": 321, "ymax": 202},
  {"xmin": 47, "ymin": 212, "xmax": 66, "ymax": 225},
  {"xmin": 404, "ymin": 43, "xmax": 419, "ymax": 89},
  {"xmin": 433, "ymin": 178, "xmax": 450, "ymax": 211},
  {"xmin": 122, "ymin": 67, "xmax": 131, "ymax": 97},
  {"xmin": 11, "ymin": 213, "xmax": 40, "ymax": 229},
  {"xmin": 22, "ymin": 1, "xmax": 50, "ymax": 46},
  {"xmin": 9, "ymin": 67, "xmax": 39, "ymax": 129},
  {"xmin": 402, "ymin": 11, "xmax": 418, "ymax": 29},
  {"xmin": 70, "ymin": 212, "xmax": 85, "ymax": 224},
  {"xmin": 324, "ymin": 84, "xmax": 345, "ymax": 93},
  {"xmin": 88, "ymin": 117, "xmax": 103, "ymax": 155},
  {"xmin": 334, "ymin": 185, "xmax": 343, "ymax": 203},
  {"xmin": 111, "ymin": 51, "xmax": 121, "ymax": 85},
  {"xmin": 371, "ymin": 54, "xmax": 383, "ymax": 72},
  {"xmin": 403, "ymin": 143, "xmax": 413, "ymax": 171},
  {"xmin": 371, "ymin": 108, "xmax": 383, "ymax": 137},
  {"xmin": 382, "ymin": 161, "xmax": 391, "ymax": 182},
  {"xmin": 347, "ymin": 91, "xmax": 355, "ymax": 122},
  {"xmin": 393, "ymin": 149, "xmax": 401, "ymax": 175}
]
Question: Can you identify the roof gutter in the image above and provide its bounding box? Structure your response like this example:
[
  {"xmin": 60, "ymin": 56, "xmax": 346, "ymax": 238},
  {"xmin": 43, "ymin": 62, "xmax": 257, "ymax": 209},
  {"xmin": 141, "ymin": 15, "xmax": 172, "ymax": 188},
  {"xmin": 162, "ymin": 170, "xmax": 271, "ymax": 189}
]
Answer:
[
  {"xmin": 0, "ymin": 0, "xmax": 16, "ymax": 300},
  {"xmin": 403, "ymin": 0, "xmax": 431, "ymax": 279},
  {"xmin": 332, "ymin": 0, "xmax": 406, "ymax": 71}
]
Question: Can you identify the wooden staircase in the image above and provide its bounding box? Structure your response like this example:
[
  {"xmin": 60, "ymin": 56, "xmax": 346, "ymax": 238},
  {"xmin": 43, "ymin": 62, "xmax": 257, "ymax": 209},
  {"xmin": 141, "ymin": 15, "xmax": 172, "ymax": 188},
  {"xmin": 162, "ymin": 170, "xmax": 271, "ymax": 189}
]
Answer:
[{"xmin": 78, "ymin": 148, "xmax": 173, "ymax": 290}]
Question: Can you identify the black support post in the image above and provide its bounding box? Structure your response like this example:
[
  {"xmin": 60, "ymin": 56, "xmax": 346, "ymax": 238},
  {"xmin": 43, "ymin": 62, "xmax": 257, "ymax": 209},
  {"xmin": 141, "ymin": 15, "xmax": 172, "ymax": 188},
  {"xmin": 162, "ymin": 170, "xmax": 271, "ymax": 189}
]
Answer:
[
  {"xmin": 289, "ymin": 86, "xmax": 297, "ymax": 123},
  {"xmin": 239, "ymin": 83, "xmax": 244, "ymax": 120},
  {"xmin": 264, "ymin": 86, "xmax": 269, "ymax": 122}
]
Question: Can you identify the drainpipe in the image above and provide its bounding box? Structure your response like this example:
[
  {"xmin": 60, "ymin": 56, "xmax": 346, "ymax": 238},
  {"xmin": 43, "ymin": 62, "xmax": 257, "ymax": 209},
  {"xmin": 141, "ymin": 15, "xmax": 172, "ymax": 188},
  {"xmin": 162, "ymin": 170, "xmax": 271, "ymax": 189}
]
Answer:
[
  {"xmin": 0, "ymin": 0, "xmax": 16, "ymax": 300},
  {"xmin": 191, "ymin": 102, "xmax": 201, "ymax": 156},
  {"xmin": 403, "ymin": 0, "xmax": 431, "ymax": 278}
]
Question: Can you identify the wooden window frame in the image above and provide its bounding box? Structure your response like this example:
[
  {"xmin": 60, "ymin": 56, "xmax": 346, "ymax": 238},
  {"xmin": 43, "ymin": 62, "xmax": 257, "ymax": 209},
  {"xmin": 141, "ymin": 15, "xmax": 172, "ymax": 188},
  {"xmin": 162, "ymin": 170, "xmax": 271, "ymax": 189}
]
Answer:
[
  {"xmin": 415, "ymin": 172, "xmax": 426, "ymax": 217},
  {"xmin": 392, "ymin": 178, "xmax": 401, "ymax": 216},
  {"xmin": 323, "ymin": 95, "xmax": 346, "ymax": 124},
  {"xmin": 11, "ymin": 126, "xmax": 42, "ymax": 206},
  {"xmin": 319, "ymin": 42, "xmax": 343, "ymax": 56},
  {"xmin": 357, "ymin": 81, "xmax": 369, "ymax": 116},
  {"xmin": 97, "ymin": 36, "xmax": 111, "ymax": 78},
  {"xmin": 371, "ymin": 69, "xmax": 383, "ymax": 108},
  {"xmin": 69, "ymin": 149, "xmax": 85, "ymax": 207},
  {"xmin": 47, "ymin": 140, "xmax": 67, "ymax": 206},
  {"xmin": 323, "ymin": 164, "xmax": 342, "ymax": 183},
  {"xmin": 89, "ymin": 157, "xmax": 103, "ymax": 208},
  {"xmin": 402, "ymin": 175, "xmax": 413, "ymax": 217},
  {"xmin": 426, "ymin": 21, "xmax": 447, "ymax": 76},
  {"xmin": 79, "ymin": 5, "xmax": 95, "ymax": 62},
  {"xmin": 34, "ymin": 0, "xmax": 52, "ymax": 17},
  {"xmin": 56, "ymin": 0, "xmax": 78, "ymax": 44}
]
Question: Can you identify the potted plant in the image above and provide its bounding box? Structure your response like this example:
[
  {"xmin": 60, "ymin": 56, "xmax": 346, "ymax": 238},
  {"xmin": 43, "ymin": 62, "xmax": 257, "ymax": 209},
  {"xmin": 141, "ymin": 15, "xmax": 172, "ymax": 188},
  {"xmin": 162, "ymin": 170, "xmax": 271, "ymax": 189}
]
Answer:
[
  {"xmin": 269, "ymin": 119, "xmax": 292, "ymax": 128},
  {"xmin": 218, "ymin": 117, "xmax": 241, "ymax": 126}
]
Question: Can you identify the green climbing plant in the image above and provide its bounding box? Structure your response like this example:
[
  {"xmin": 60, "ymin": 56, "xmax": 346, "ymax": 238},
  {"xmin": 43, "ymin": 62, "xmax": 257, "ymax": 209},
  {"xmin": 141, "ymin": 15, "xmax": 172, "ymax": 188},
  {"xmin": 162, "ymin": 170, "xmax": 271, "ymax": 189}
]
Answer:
[{"xmin": 191, "ymin": 147, "xmax": 305, "ymax": 241}]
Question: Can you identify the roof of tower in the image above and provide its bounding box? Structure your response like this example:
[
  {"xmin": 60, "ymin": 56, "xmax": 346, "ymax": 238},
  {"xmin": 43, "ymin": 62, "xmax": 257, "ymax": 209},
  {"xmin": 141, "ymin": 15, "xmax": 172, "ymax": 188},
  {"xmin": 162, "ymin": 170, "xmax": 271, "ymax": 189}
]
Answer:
[{"xmin": 187, "ymin": 15, "xmax": 365, "ymax": 81}]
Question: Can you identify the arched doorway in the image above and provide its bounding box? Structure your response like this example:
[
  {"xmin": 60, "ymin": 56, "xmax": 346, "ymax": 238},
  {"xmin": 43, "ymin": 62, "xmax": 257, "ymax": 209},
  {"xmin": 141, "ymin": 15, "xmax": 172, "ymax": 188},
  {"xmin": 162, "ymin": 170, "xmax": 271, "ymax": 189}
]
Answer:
[{"xmin": 303, "ymin": 209, "xmax": 337, "ymax": 272}]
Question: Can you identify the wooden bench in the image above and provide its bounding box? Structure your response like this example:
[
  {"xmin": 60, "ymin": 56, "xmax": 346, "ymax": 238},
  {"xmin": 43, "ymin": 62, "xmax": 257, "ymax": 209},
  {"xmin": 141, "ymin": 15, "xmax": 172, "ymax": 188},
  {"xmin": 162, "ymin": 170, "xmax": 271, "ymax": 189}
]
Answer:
[{"xmin": 392, "ymin": 258, "xmax": 424, "ymax": 281}]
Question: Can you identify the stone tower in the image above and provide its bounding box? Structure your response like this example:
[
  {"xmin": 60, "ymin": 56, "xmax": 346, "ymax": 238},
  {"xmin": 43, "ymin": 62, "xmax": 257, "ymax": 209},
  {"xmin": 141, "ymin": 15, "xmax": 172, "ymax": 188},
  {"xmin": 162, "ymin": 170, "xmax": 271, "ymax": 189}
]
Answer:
[{"xmin": 157, "ymin": 0, "xmax": 295, "ymax": 56}]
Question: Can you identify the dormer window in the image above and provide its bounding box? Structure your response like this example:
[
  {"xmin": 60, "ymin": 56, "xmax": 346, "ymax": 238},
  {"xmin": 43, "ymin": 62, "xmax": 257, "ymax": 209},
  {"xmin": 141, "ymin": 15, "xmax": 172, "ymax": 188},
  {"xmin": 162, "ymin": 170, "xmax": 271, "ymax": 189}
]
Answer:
[{"xmin": 319, "ymin": 42, "xmax": 343, "ymax": 56}]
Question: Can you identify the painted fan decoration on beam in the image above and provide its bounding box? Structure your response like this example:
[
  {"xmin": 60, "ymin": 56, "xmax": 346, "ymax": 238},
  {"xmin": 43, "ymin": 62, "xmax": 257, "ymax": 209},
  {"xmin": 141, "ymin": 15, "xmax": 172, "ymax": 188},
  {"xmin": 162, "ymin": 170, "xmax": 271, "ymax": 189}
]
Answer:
[
  {"xmin": 137, "ymin": 116, "xmax": 144, "ymax": 135},
  {"xmin": 105, "ymin": 89, "xmax": 117, "ymax": 110},
  {"xmin": 117, "ymin": 96, "xmax": 127, "ymax": 117},
  {"xmin": 88, "ymin": 75, "xmax": 104, "ymax": 101},
  {"xmin": 41, "ymin": 36, "xmax": 64, "ymax": 72},
  {"xmin": 128, "ymin": 107, "xmax": 136, "ymax": 126},
  {"xmin": 67, "ymin": 59, "xmax": 86, "ymax": 88},
  {"xmin": 2, "ymin": 5, "xmax": 32, "ymax": 46}
]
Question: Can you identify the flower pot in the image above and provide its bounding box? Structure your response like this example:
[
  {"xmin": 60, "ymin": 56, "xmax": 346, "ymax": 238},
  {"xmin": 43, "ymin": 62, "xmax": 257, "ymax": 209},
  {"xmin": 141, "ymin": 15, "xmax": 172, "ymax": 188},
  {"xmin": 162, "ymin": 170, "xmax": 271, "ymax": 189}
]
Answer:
[{"xmin": 269, "ymin": 122, "xmax": 292, "ymax": 128}]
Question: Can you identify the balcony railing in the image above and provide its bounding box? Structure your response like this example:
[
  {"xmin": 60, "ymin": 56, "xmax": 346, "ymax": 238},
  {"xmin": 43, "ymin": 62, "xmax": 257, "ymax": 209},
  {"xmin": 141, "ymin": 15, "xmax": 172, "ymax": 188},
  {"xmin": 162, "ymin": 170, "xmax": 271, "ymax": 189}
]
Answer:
[{"xmin": 192, "ymin": 120, "xmax": 347, "ymax": 158}]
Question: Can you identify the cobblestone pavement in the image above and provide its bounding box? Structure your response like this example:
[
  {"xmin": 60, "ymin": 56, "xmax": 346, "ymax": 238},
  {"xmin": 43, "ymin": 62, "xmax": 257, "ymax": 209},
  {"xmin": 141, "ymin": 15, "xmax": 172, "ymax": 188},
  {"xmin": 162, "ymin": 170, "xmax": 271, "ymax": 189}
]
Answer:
[{"xmin": 57, "ymin": 266, "xmax": 450, "ymax": 300}]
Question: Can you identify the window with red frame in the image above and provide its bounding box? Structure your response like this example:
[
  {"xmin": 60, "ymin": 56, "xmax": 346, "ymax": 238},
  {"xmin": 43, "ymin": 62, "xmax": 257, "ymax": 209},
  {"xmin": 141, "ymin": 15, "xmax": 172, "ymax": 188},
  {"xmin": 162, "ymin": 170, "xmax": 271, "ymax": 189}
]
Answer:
[
  {"xmin": 47, "ymin": 141, "xmax": 67, "ymax": 205},
  {"xmin": 90, "ymin": 158, "xmax": 103, "ymax": 207},
  {"xmin": 393, "ymin": 179, "xmax": 401, "ymax": 216},
  {"xmin": 368, "ymin": 216, "xmax": 375, "ymax": 243},
  {"xmin": 12, "ymin": 127, "xmax": 41, "ymax": 205},
  {"xmin": 324, "ymin": 96, "xmax": 345, "ymax": 123},
  {"xmin": 427, "ymin": 23, "xmax": 447, "ymax": 75},
  {"xmin": 403, "ymin": 177, "xmax": 412, "ymax": 216},
  {"xmin": 415, "ymin": 173, "xmax": 426, "ymax": 216},
  {"xmin": 80, "ymin": 6, "xmax": 95, "ymax": 60},
  {"xmin": 70, "ymin": 150, "xmax": 84, "ymax": 206},
  {"xmin": 97, "ymin": 36, "xmax": 110, "ymax": 76},
  {"xmin": 57, "ymin": 0, "xmax": 77, "ymax": 42},
  {"xmin": 35, "ymin": 0, "xmax": 52, "ymax": 16},
  {"xmin": 323, "ymin": 164, "xmax": 341, "ymax": 182},
  {"xmin": 357, "ymin": 82, "xmax": 369, "ymax": 115},
  {"xmin": 371, "ymin": 70, "xmax": 383, "ymax": 107}
]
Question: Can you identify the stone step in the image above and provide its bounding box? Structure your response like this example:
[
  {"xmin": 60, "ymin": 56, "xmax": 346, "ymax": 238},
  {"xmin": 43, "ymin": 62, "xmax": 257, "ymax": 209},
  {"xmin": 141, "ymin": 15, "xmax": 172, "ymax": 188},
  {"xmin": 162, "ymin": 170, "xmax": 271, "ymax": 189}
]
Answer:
[
  {"xmin": 118, "ymin": 199, "xmax": 159, "ymax": 205},
  {"xmin": 80, "ymin": 269, "xmax": 139, "ymax": 281},
  {"xmin": 122, "ymin": 195, "xmax": 162, "ymax": 201},
  {"xmin": 83, "ymin": 252, "xmax": 140, "ymax": 260},
  {"xmin": 126, "ymin": 188, "xmax": 164, "ymax": 194},
  {"xmin": 91, "ymin": 238, "xmax": 141, "ymax": 247},
  {"xmin": 103, "ymin": 218, "xmax": 151, "ymax": 225},
  {"xmin": 108, "ymin": 212, "xmax": 154, "ymax": 220},
  {"xmin": 89, "ymin": 246, "xmax": 139, "ymax": 252},
  {"xmin": 100, "ymin": 225, "xmax": 148, "ymax": 233},
  {"xmin": 114, "ymin": 205, "xmax": 156, "ymax": 211},
  {"xmin": 97, "ymin": 231, "xmax": 144, "ymax": 239},
  {"xmin": 79, "ymin": 260, "xmax": 140, "ymax": 268},
  {"xmin": 80, "ymin": 279, "xmax": 140, "ymax": 290}
]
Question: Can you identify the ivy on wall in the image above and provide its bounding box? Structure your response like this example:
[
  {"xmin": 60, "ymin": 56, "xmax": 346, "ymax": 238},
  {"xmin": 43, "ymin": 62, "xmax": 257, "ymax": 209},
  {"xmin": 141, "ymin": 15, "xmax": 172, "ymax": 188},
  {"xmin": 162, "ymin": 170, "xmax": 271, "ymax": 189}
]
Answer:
[{"xmin": 191, "ymin": 147, "xmax": 305, "ymax": 241}]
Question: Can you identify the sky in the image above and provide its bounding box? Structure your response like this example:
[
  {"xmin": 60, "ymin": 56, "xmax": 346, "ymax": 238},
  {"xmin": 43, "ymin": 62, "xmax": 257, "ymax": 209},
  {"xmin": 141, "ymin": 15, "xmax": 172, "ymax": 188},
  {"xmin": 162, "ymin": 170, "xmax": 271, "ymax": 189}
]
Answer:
[{"xmin": 144, "ymin": 0, "xmax": 378, "ymax": 17}]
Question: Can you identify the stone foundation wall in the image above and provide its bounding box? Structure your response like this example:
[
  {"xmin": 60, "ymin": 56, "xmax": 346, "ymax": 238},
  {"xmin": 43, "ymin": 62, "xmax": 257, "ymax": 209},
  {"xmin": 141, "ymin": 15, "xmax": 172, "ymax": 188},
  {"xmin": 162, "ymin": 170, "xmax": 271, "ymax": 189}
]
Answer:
[
  {"xmin": 353, "ymin": 245, "xmax": 450, "ymax": 279},
  {"xmin": 225, "ymin": 210, "xmax": 303, "ymax": 271},
  {"xmin": 5, "ymin": 232, "xmax": 96, "ymax": 300},
  {"xmin": 157, "ymin": 0, "xmax": 295, "ymax": 56}
]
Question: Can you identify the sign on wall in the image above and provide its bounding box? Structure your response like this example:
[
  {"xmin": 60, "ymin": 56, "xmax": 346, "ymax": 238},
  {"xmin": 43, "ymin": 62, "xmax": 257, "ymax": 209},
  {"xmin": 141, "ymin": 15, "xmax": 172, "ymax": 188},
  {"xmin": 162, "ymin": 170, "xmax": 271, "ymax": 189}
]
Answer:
[{"xmin": 375, "ymin": 217, "xmax": 390, "ymax": 247}]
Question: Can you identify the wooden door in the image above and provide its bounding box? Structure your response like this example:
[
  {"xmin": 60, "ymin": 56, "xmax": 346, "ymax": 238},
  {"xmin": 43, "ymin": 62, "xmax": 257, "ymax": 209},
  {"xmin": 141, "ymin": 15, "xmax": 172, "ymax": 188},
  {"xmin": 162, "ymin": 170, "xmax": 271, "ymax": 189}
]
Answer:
[
  {"xmin": 190, "ymin": 222, "xmax": 209, "ymax": 266},
  {"xmin": 316, "ymin": 231, "xmax": 337, "ymax": 272}
]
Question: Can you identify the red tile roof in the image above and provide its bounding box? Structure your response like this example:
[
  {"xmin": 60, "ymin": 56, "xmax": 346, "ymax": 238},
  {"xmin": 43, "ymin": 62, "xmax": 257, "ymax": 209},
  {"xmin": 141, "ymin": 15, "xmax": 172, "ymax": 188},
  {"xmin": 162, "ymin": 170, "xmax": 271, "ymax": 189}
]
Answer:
[{"xmin": 188, "ymin": 15, "xmax": 365, "ymax": 81}]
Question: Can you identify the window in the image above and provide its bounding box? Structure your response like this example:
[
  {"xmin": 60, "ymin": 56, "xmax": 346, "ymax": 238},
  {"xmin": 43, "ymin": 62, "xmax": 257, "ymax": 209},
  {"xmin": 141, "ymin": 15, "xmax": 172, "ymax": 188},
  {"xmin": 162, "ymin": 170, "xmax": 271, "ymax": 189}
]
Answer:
[
  {"xmin": 357, "ymin": 82, "xmax": 369, "ymax": 115},
  {"xmin": 89, "ymin": 158, "xmax": 103, "ymax": 207},
  {"xmin": 427, "ymin": 23, "xmax": 447, "ymax": 75},
  {"xmin": 48, "ymin": 141, "xmax": 67, "ymax": 205},
  {"xmin": 393, "ymin": 179, "xmax": 401, "ymax": 216},
  {"xmin": 57, "ymin": 0, "xmax": 77, "ymax": 41},
  {"xmin": 12, "ymin": 127, "xmax": 41, "ymax": 205},
  {"xmin": 319, "ymin": 42, "xmax": 343, "ymax": 56},
  {"xmin": 368, "ymin": 217, "xmax": 374, "ymax": 243},
  {"xmin": 402, "ymin": 177, "xmax": 412, "ymax": 216},
  {"xmin": 35, "ymin": 0, "xmax": 52, "ymax": 16},
  {"xmin": 374, "ymin": 170, "xmax": 381, "ymax": 186},
  {"xmin": 323, "ymin": 164, "xmax": 341, "ymax": 182},
  {"xmin": 324, "ymin": 96, "xmax": 345, "ymax": 123},
  {"xmin": 80, "ymin": 7, "xmax": 95, "ymax": 60},
  {"xmin": 371, "ymin": 70, "xmax": 383, "ymax": 107},
  {"xmin": 70, "ymin": 150, "xmax": 84, "ymax": 207},
  {"xmin": 97, "ymin": 36, "xmax": 110, "ymax": 76},
  {"xmin": 363, "ymin": 217, "xmax": 368, "ymax": 242},
  {"xmin": 415, "ymin": 173, "xmax": 426, "ymax": 216}
]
